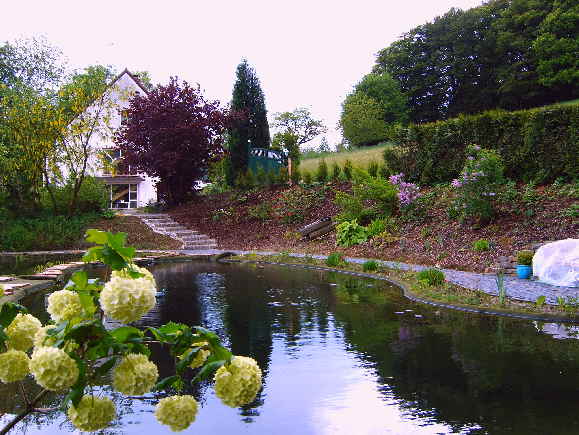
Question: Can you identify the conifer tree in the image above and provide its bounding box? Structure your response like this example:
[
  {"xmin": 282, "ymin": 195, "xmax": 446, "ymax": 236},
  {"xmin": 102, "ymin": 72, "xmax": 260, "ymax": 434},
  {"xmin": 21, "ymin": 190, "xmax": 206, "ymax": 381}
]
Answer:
[{"xmin": 228, "ymin": 59, "xmax": 270, "ymax": 178}]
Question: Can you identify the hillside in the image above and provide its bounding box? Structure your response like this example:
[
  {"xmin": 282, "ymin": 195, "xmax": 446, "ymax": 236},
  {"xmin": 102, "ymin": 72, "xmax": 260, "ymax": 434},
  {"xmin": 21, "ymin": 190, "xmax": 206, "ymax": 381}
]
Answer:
[
  {"xmin": 299, "ymin": 143, "xmax": 391, "ymax": 175},
  {"xmin": 170, "ymin": 181, "xmax": 578, "ymax": 273}
]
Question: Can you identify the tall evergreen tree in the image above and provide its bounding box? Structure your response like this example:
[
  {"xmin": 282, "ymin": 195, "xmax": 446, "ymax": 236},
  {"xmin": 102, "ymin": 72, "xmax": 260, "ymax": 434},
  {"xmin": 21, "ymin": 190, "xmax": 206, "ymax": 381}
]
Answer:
[{"xmin": 228, "ymin": 59, "xmax": 270, "ymax": 177}]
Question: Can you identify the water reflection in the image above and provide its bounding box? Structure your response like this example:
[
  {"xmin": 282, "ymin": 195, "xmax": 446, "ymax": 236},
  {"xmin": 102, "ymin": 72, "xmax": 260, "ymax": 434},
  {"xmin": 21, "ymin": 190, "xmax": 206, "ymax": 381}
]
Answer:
[{"xmin": 3, "ymin": 262, "xmax": 579, "ymax": 434}]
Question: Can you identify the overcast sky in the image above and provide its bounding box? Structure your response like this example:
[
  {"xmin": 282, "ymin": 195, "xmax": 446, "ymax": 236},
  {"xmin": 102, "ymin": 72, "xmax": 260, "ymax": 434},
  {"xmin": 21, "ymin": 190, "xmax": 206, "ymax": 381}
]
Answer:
[{"xmin": 4, "ymin": 0, "xmax": 484, "ymax": 148}]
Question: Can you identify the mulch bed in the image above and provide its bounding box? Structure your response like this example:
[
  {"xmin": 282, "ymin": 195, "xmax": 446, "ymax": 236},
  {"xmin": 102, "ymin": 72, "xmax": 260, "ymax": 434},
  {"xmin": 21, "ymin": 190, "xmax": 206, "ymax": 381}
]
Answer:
[
  {"xmin": 75, "ymin": 216, "xmax": 182, "ymax": 250},
  {"xmin": 170, "ymin": 183, "xmax": 578, "ymax": 273}
]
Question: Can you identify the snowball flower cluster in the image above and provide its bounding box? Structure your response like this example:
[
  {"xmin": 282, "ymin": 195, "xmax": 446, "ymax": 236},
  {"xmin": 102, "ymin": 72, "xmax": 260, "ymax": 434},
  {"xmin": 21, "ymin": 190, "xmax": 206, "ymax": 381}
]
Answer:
[
  {"xmin": 155, "ymin": 395, "xmax": 199, "ymax": 432},
  {"xmin": 0, "ymin": 350, "xmax": 30, "ymax": 383},
  {"xmin": 113, "ymin": 353, "xmax": 158, "ymax": 395},
  {"xmin": 30, "ymin": 347, "xmax": 79, "ymax": 391},
  {"xmin": 180, "ymin": 342, "xmax": 210, "ymax": 369},
  {"xmin": 6, "ymin": 313, "xmax": 42, "ymax": 351},
  {"xmin": 47, "ymin": 290, "xmax": 83, "ymax": 322},
  {"xmin": 100, "ymin": 268, "xmax": 156, "ymax": 323},
  {"xmin": 67, "ymin": 395, "xmax": 116, "ymax": 432},
  {"xmin": 112, "ymin": 265, "xmax": 155, "ymax": 286},
  {"xmin": 214, "ymin": 356, "xmax": 262, "ymax": 407}
]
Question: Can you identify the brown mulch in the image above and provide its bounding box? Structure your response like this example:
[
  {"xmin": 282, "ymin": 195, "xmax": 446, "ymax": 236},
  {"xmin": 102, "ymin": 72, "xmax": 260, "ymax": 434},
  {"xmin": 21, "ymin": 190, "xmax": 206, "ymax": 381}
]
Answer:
[
  {"xmin": 75, "ymin": 216, "xmax": 182, "ymax": 250},
  {"xmin": 170, "ymin": 183, "xmax": 578, "ymax": 273}
]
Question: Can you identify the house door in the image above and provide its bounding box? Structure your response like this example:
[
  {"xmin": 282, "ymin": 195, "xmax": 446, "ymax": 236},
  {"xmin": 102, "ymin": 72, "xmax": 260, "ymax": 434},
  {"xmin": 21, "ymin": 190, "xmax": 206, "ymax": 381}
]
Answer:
[{"xmin": 110, "ymin": 184, "xmax": 138, "ymax": 209}]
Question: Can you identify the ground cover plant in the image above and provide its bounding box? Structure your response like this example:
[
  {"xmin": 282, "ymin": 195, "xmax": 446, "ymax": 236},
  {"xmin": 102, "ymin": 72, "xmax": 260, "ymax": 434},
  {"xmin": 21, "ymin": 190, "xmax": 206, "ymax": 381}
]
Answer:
[{"xmin": 0, "ymin": 230, "xmax": 262, "ymax": 433}]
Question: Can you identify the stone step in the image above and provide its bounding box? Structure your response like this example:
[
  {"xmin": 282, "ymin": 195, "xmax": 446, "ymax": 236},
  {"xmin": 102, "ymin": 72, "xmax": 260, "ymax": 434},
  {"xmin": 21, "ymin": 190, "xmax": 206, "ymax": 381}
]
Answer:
[
  {"xmin": 138, "ymin": 214, "xmax": 170, "ymax": 218},
  {"xmin": 137, "ymin": 213, "xmax": 217, "ymax": 250},
  {"xmin": 183, "ymin": 244, "xmax": 218, "ymax": 250},
  {"xmin": 180, "ymin": 236, "xmax": 209, "ymax": 242}
]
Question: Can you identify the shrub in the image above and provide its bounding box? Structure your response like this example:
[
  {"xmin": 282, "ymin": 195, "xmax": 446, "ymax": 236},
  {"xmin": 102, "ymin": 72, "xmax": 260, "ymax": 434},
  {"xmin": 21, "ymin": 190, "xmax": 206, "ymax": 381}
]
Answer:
[
  {"xmin": 388, "ymin": 104, "xmax": 578, "ymax": 184},
  {"xmin": 248, "ymin": 202, "xmax": 272, "ymax": 221},
  {"xmin": 365, "ymin": 219, "xmax": 387, "ymax": 238},
  {"xmin": 517, "ymin": 250, "xmax": 534, "ymax": 266},
  {"xmin": 367, "ymin": 160, "xmax": 379, "ymax": 177},
  {"xmin": 362, "ymin": 260, "xmax": 379, "ymax": 272},
  {"xmin": 316, "ymin": 160, "xmax": 329, "ymax": 183},
  {"xmin": 290, "ymin": 167, "xmax": 301, "ymax": 185},
  {"xmin": 302, "ymin": 171, "xmax": 313, "ymax": 185},
  {"xmin": 255, "ymin": 166, "xmax": 267, "ymax": 185},
  {"xmin": 450, "ymin": 145, "xmax": 505, "ymax": 222},
  {"xmin": 334, "ymin": 170, "xmax": 398, "ymax": 224},
  {"xmin": 343, "ymin": 160, "xmax": 353, "ymax": 180},
  {"xmin": 42, "ymin": 177, "xmax": 108, "ymax": 214},
  {"xmin": 326, "ymin": 252, "xmax": 347, "ymax": 267},
  {"xmin": 336, "ymin": 220, "xmax": 368, "ymax": 247},
  {"xmin": 331, "ymin": 162, "xmax": 341, "ymax": 180},
  {"xmin": 417, "ymin": 268, "xmax": 445, "ymax": 286},
  {"xmin": 472, "ymin": 239, "xmax": 490, "ymax": 251},
  {"xmin": 388, "ymin": 173, "xmax": 420, "ymax": 208}
]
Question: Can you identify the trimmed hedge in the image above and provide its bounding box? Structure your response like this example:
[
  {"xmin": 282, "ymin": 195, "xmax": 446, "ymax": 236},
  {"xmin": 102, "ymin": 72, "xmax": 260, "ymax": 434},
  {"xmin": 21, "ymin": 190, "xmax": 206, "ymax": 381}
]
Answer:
[{"xmin": 385, "ymin": 104, "xmax": 578, "ymax": 184}]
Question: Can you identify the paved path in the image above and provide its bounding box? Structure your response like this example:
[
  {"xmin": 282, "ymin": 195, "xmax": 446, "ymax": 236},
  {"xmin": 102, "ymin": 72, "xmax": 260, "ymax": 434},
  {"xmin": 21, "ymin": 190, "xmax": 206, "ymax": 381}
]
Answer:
[{"xmin": 216, "ymin": 250, "xmax": 579, "ymax": 305}]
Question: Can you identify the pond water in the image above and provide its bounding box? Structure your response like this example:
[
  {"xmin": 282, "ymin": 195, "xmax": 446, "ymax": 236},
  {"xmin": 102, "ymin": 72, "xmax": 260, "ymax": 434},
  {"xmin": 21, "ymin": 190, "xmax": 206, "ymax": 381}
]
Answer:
[{"xmin": 3, "ymin": 261, "xmax": 579, "ymax": 434}]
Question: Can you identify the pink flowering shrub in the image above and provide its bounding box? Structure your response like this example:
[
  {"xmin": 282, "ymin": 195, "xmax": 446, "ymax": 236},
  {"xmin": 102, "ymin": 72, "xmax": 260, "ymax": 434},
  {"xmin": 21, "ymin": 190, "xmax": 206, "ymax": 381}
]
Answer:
[
  {"xmin": 389, "ymin": 173, "xmax": 420, "ymax": 208},
  {"xmin": 450, "ymin": 144, "xmax": 504, "ymax": 222}
]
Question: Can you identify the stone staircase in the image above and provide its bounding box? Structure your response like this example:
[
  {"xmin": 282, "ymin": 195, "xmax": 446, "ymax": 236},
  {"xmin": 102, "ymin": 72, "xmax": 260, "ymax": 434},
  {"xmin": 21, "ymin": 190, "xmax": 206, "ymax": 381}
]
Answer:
[{"xmin": 138, "ymin": 214, "xmax": 217, "ymax": 250}]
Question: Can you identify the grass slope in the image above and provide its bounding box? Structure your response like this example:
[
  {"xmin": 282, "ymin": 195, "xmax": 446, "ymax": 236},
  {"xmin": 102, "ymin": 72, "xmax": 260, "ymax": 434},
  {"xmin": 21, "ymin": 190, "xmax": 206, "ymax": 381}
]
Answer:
[{"xmin": 300, "ymin": 143, "xmax": 392, "ymax": 175}]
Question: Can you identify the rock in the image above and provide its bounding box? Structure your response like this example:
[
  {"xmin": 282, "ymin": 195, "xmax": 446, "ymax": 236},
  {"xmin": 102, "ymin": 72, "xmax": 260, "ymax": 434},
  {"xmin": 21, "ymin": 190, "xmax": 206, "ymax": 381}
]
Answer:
[{"xmin": 533, "ymin": 239, "xmax": 578, "ymax": 287}]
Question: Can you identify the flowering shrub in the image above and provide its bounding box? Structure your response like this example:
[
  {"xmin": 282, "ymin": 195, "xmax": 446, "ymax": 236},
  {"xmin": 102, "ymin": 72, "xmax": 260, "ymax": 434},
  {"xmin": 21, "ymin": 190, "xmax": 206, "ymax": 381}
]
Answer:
[
  {"xmin": 450, "ymin": 144, "xmax": 505, "ymax": 222},
  {"xmin": 389, "ymin": 173, "xmax": 420, "ymax": 208},
  {"xmin": 0, "ymin": 229, "xmax": 262, "ymax": 433}
]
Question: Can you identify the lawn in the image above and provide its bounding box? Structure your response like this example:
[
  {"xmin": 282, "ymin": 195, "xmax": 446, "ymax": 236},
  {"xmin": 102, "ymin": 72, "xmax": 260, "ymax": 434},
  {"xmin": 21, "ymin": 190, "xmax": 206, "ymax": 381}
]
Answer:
[{"xmin": 299, "ymin": 142, "xmax": 392, "ymax": 175}]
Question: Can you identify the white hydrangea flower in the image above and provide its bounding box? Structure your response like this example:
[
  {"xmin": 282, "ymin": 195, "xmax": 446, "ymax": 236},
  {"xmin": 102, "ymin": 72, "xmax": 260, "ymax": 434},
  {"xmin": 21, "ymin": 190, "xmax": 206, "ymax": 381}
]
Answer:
[
  {"xmin": 113, "ymin": 353, "xmax": 158, "ymax": 395},
  {"xmin": 214, "ymin": 356, "xmax": 262, "ymax": 407},
  {"xmin": 30, "ymin": 347, "xmax": 79, "ymax": 391},
  {"xmin": 0, "ymin": 350, "xmax": 30, "ymax": 383},
  {"xmin": 46, "ymin": 290, "xmax": 83, "ymax": 322},
  {"xmin": 112, "ymin": 265, "xmax": 155, "ymax": 286},
  {"xmin": 99, "ymin": 272, "xmax": 156, "ymax": 324},
  {"xmin": 179, "ymin": 342, "xmax": 210, "ymax": 369},
  {"xmin": 67, "ymin": 395, "xmax": 116, "ymax": 432},
  {"xmin": 155, "ymin": 395, "xmax": 198, "ymax": 432},
  {"xmin": 6, "ymin": 313, "xmax": 42, "ymax": 352}
]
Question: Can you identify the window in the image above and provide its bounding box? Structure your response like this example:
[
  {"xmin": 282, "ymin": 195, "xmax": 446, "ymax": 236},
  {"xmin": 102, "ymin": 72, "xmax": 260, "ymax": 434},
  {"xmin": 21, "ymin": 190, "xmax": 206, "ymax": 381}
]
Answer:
[
  {"xmin": 110, "ymin": 184, "xmax": 138, "ymax": 209},
  {"xmin": 100, "ymin": 148, "xmax": 122, "ymax": 175}
]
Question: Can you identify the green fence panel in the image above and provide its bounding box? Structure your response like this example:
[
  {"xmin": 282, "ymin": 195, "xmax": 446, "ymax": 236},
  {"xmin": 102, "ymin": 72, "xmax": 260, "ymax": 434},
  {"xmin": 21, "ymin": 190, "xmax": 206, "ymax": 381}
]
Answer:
[{"xmin": 248, "ymin": 148, "xmax": 287, "ymax": 174}]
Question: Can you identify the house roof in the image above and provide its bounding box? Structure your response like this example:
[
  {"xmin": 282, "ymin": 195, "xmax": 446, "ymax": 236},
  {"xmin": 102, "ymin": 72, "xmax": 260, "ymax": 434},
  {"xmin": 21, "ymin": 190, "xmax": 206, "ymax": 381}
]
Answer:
[
  {"xmin": 97, "ymin": 175, "xmax": 145, "ymax": 184},
  {"xmin": 109, "ymin": 68, "xmax": 151, "ymax": 95}
]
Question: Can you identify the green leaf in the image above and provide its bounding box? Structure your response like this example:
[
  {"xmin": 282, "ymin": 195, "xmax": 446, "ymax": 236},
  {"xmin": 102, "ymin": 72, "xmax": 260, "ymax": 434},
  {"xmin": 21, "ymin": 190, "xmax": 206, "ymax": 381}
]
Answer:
[
  {"xmin": 71, "ymin": 271, "xmax": 89, "ymax": 290},
  {"xmin": 85, "ymin": 229, "xmax": 109, "ymax": 245},
  {"xmin": 110, "ymin": 326, "xmax": 143, "ymax": 343},
  {"xmin": 93, "ymin": 357, "xmax": 118, "ymax": 378},
  {"xmin": 77, "ymin": 290, "xmax": 96, "ymax": 316},
  {"xmin": 64, "ymin": 322, "xmax": 105, "ymax": 343},
  {"xmin": 175, "ymin": 346, "xmax": 203, "ymax": 374},
  {"xmin": 192, "ymin": 360, "xmax": 226, "ymax": 384},
  {"xmin": 0, "ymin": 303, "xmax": 27, "ymax": 328},
  {"xmin": 153, "ymin": 375, "xmax": 180, "ymax": 392}
]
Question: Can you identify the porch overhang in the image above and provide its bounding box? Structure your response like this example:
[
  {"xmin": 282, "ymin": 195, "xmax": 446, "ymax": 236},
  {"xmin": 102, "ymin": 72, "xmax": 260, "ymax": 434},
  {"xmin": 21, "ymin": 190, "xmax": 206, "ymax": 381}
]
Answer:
[{"xmin": 97, "ymin": 175, "xmax": 145, "ymax": 184}]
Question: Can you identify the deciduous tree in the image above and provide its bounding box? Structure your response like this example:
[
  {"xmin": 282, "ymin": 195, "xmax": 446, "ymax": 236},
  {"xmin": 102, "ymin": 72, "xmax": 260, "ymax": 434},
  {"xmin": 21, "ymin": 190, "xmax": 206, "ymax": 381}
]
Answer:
[
  {"xmin": 272, "ymin": 107, "xmax": 327, "ymax": 146},
  {"xmin": 116, "ymin": 78, "xmax": 231, "ymax": 206}
]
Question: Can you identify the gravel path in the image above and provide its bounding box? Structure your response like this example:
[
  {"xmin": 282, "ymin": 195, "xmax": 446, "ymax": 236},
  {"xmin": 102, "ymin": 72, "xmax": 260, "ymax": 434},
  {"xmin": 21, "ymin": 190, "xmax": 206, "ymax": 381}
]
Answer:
[{"xmin": 218, "ymin": 250, "xmax": 579, "ymax": 305}]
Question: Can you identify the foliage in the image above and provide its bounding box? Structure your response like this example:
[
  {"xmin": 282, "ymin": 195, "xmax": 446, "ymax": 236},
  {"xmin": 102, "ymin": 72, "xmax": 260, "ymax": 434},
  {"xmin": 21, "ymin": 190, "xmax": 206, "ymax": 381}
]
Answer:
[
  {"xmin": 343, "ymin": 159, "xmax": 353, "ymax": 180},
  {"xmin": 302, "ymin": 171, "xmax": 313, "ymax": 185},
  {"xmin": 535, "ymin": 295, "xmax": 546, "ymax": 307},
  {"xmin": 326, "ymin": 252, "xmax": 347, "ymax": 267},
  {"xmin": 248, "ymin": 202, "xmax": 273, "ymax": 221},
  {"xmin": 353, "ymin": 72, "xmax": 409, "ymax": 124},
  {"xmin": 0, "ymin": 213, "xmax": 99, "ymax": 251},
  {"xmin": 272, "ymin": 107, "xmax": 327, "ymax": 146},
  {"xmin": 339, "ymin": 93, "xmax": 390, "ymax": 146},
  {"xmin": 315, "ymin": 159, "xmax": 328, "ymax": 183},
  {"xmin": 416, "ymin": 268, "xmax": 445, "ymax": 287},
  {"xmin": 40, "ymin": 176, "xmax": 108, "ymax": 215},
  {"xmin": 367, "ymin": 160, "xmax": 379, "ymax": 177},
  {"xmin": 472, "ymin": 239, "xmax": 491, "ymax": 252},
  {"xmin": 388, "ymin": 102, "xmax": 578, "ymax": 185},
  {"xmin": 373, "ymin": 1, "xmax": 576, "ymax": 123},
  {"xmin": 272, "ymin": 187, "xmax": 325, "ymax": 224},
  {"xmin": 365, "ymin": 218, "xmax": 388, "ymax": 238},
  {"xmin": 517, "ymin": 250, "xmax": 534, "ymax": 266},
  {"xmin": 290, "ymin": 166, "xmax": 301, "ymax": 185},
  {"xmin": 272, "ymin": 131, "xmax": 300, "ymax": 166},
  {"xmin": 388, "ymin": 173, "xmax": 420, "ymax": 208},
  {"xmin": 334, "ymin": 170, "xmax": 397, "ymax": 224},
  {"xmin": 450, "ymin": 145, "xmax": 505, "ymax": 222},
  {"xmin": 115, "ymin": 78, "xmax": 231, "ymax": 206},
  {"xmin": 331, "ymin": 162, "xmax": 341, "ymax": 180},
  {"xmin": 362, "ymin": 260, "xmax": 379, "ymax": 272},
  {"xmin": 228, "ymin": 59, "xmax": 270, "ymax": 178},
  {"xmin": 0, "ymin": 231, "xmax": 262, "ymax": 433},
  {"xmin": 336, "ymin": 220, "xmax": 368, "ymax": 247}
]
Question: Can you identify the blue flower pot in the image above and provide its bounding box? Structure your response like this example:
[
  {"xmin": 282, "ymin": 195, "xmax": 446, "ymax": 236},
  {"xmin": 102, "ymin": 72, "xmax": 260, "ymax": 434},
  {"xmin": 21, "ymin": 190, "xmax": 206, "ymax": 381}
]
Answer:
[{"xmin": 516, "ymin": 265, "xmax": 532, "ymax": 279}]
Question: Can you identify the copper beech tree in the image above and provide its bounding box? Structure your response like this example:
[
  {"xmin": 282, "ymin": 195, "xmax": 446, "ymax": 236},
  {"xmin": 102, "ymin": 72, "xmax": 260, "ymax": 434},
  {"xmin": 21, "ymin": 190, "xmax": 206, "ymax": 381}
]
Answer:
[{"xmin": 115, "ymin": 78, "xmax": 234, "ymax": 206}]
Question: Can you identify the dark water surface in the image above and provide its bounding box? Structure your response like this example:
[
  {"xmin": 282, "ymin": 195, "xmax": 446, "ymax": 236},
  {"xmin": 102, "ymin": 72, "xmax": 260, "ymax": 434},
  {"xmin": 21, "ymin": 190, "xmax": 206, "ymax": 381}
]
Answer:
[{"xmin": 2, "ymin": 261, "xmax": 579, "ymax": 434}]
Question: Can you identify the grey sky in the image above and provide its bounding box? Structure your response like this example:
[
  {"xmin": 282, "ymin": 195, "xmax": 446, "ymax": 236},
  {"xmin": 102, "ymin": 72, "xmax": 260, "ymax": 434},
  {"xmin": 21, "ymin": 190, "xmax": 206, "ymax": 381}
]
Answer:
[{"xmin": 4, "ymin": 0, "xmax": 483, "ymax": 147}]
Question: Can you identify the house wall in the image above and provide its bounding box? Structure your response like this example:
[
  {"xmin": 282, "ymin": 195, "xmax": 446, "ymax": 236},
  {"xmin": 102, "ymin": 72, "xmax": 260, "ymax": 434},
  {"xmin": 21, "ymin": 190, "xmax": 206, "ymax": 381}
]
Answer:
[{"xmin": 59, "ymin": 71, "xmax": 158, "ymax": 208}]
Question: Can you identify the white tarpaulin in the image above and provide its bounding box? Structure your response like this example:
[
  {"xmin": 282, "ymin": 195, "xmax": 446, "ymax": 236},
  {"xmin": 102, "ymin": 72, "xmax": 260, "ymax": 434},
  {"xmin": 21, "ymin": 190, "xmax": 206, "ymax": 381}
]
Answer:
[{"xmin": 533, "ymin": 239, "xmax": 579, "ymax": 287}]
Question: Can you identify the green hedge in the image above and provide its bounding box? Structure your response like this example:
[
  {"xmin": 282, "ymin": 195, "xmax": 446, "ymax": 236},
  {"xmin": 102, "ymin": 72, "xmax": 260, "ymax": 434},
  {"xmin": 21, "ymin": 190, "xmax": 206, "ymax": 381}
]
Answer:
[{"xmin": 385, "ymin": 104, "xmax": 579, "ymax": 184}]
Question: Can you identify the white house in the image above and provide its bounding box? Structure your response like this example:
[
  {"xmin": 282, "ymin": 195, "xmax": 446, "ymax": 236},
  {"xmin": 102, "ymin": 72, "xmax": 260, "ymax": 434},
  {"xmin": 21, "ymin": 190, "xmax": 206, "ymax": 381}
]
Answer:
[{"xmin": 60, "ymin": 69, "xmax": 158, "ymax": 209}]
